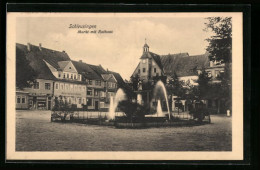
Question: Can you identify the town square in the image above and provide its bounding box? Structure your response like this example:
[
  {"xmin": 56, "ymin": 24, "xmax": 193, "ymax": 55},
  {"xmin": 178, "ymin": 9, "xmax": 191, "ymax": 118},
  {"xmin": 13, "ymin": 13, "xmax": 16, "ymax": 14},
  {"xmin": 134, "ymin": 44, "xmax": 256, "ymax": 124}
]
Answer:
[{"xmin": 13, "ymin": 14, "xmax": 234, "ymax": 152}]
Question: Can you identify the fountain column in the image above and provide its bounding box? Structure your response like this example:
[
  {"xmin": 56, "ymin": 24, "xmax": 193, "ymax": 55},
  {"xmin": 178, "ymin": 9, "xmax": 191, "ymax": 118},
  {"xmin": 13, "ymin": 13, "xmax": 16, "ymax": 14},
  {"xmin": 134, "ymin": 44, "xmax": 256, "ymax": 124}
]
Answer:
[
  {"xmin": 137, "ymin": 93, "xmax": 142, "ymax": 105},
  {"xmin": 181, "ymin": 100, "xmax": 186, "ymax": 111}
]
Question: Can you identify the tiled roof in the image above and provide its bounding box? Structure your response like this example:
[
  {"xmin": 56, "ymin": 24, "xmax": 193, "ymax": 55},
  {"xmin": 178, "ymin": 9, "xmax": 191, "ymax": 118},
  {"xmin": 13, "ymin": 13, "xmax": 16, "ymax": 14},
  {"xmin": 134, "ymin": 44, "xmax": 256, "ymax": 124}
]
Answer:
[
  {"xmin": 88, "ymin": 64, "xmax": 107, "ymax": 75},
  {"xmin": 71, "ymin": 60, "xmax": 102, "ymax": 80},
  {"xmin": 16, "ymin": 43, "xmax": 60, "ymax": 80},
  {"xmin": 17, "ymin": 43, "xmax": 70, "ymax": 69},
  {"xmin": 160, "ymin": 52, "xmax": 210, "ymax": 77}
]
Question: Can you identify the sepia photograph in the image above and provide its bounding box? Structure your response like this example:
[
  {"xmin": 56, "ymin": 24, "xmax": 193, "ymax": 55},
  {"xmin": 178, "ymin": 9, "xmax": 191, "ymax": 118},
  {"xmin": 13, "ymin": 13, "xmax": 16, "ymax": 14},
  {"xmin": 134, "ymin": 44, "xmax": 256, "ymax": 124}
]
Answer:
[{"xmin": 6, "ymin": 12, "xmax": 243, "ymax": 160}]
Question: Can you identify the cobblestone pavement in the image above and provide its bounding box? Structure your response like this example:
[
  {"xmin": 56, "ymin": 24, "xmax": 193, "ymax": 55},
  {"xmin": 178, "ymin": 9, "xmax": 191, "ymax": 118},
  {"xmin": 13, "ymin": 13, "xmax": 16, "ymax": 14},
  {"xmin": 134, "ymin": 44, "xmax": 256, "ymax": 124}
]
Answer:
[{"xmin": 16, "ymin": 110, "xmax": 231, "ymax": 151}]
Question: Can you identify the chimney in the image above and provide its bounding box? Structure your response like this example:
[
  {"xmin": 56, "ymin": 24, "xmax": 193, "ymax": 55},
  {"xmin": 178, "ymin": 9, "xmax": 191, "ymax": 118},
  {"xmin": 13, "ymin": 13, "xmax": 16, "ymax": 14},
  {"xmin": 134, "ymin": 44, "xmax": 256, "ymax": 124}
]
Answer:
[
  {"xmin": 79, "ymin": 60, "xmax": 82, "ymax": 63},
  {"xmin": 27, "ymin": 43, "xmax": 31, "ymax": 51},
  {"xmin": 39, "ymin": 43, "xmax": 42, "ymax": 51},
  {"xmin": 62, "ymin": 50, "xmax": 66, "ymax": 53}
]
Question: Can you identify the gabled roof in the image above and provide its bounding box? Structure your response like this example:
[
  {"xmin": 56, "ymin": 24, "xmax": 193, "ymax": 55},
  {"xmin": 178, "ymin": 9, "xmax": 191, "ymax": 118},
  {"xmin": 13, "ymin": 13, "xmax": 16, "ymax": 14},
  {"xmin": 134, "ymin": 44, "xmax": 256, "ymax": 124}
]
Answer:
[
  {"xmin": 160, "ymin": 52, "xmax": 210, "ymax": 77},
  {"xmin": 101, "ymin": 74, "xmax": 115, "ymax": 82},
  {"xmin": 140, "ymin": 51, "xmax": 164, "ymax": 71},
  {"xmin": 58, "ymin": 61, "xmax": 70, "ymax": 70},
  {"xmin": 107, "ymin": 70, "xmax": 125, "ymax": 85}
]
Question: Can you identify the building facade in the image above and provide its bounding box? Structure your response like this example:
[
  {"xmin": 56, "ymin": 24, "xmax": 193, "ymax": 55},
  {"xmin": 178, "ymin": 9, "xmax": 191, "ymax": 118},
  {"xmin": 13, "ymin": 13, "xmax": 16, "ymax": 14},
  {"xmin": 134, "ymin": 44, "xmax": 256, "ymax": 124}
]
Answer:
[
  {"xmin": 16, "ymin": 43, "xmax": 124, "ymax": 111},
  {"xmin": 131, "ymin": 42, "xmax": 226, "ymax": 113}
]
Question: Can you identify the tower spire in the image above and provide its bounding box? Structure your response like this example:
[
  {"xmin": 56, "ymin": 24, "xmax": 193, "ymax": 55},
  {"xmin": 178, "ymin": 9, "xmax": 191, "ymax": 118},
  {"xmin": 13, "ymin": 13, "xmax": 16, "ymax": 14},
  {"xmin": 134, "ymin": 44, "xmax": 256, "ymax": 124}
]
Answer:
[{"xmin": 143, "ymin": 38, "xmax": 149, "ymax": 53}]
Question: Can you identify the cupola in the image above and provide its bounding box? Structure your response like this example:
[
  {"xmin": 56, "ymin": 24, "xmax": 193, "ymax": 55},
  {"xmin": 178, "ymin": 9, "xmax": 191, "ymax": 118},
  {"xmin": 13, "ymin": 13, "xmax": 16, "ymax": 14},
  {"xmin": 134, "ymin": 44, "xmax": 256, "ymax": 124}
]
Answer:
[{"xmin": 143, "ymin": 39, "xmax": 149, "ymax": 53}]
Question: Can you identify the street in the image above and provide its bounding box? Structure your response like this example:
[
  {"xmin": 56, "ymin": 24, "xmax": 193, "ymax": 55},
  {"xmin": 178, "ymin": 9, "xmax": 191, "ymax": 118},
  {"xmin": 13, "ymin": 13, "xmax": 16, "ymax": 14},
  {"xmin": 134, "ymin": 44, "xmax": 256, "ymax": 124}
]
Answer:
[{"xmin": 16, "ymin": 110, "xmax": 232, "ymax": 151}]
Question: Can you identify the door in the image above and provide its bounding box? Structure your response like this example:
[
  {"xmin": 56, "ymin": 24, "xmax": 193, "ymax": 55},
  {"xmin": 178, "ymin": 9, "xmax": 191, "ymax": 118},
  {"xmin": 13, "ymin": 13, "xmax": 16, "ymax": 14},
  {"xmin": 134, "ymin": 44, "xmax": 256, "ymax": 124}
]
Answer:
[
  {"xmin": 48, "ymin": 100, "xmax": 51, "ymax": 110},
  {"xmin": 95, "ymin": 101, "xmax": 99, "ymax": 110}
]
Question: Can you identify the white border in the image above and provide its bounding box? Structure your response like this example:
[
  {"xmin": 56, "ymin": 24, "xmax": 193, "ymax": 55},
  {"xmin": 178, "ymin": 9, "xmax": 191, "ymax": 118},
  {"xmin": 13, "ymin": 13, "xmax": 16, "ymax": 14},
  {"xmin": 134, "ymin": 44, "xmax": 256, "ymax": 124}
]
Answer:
[{"xmin": 6, "ymin": 12, "xmax": 243, "ymax": 160}]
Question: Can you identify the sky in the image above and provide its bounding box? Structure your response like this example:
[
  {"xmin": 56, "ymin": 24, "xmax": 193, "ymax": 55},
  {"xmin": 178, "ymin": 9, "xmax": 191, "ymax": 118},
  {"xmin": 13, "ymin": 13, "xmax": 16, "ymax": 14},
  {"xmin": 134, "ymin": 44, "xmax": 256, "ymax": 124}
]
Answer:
[{"xmin": 16, "ymin": 15, "xmax": 213, "ymax": 80}]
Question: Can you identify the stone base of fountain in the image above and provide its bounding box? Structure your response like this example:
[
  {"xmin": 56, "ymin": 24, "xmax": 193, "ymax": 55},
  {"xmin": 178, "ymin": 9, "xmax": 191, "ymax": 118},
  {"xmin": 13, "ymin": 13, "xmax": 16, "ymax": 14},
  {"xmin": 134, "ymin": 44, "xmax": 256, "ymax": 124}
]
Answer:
[{"xmin": 114, "ymin": 118, "xmax": 203, "ymax": 128}]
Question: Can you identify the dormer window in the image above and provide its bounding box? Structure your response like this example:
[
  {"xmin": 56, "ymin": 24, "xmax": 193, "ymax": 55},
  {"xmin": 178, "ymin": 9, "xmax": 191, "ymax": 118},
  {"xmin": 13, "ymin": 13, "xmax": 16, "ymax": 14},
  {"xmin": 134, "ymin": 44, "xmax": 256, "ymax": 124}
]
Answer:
[{"xmin": 69, "ymin": 67, "xmax": 71, "ymax": 69}]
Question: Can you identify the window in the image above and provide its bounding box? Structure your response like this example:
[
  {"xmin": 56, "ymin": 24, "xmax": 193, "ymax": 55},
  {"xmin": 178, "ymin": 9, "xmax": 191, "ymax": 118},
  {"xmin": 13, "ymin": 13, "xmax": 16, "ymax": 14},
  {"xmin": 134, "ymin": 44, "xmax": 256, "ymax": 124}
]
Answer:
[
  {"xmin": 82, "ymin": 98, "xmax": 85, "ymax": 104},
  {"xmin": 63, "ymin": 73, "xmax": 66, "ymax": 78},
  {"xmin": 79, "ymin": 98, "xmax": 82, "ymax": 104},
  {"xmin": 17, "ymin": 96, "xmax": 21, "ymax": 103},
  {"xmin": 33, "ymin": 82, "xmax": 39, "ymax": 89},
  {"xmin": 69, "ymin": 67, "xmax": 71, "ymax": 69},
  {"xmin": 94, "ymin": 90, "xmax": 99, "ymax": 96},
  {"xmin": 74, "ymin": 75, "xmax": 76, "ymax": 79},
  {"xmin": 67, "ymin": 73, "xmax": 69, "ymax": 78},
  {"xmin": 65, "ymin": 84, "xmax": 69, "ymax": 90},
  {"xmin": 89, "ymin": 80, "xmax": 92, "ymax": 85},
  {"xmin": 87, "ymin": 99, "xmax": 92, "ymax": 106},
  {"xmin": 87, "ymin": 89, "xmax": 92, "ymax": 96},
  {"xmin": 138, "ymin": 69, "xmax": 140, "ymax": 74},
  {"xmin": 143, "ymin": 68, "xmax": 146, "ymax": 73},
  {"xmin": 55, "ymin": 83, "xmax": 59, "ymax": 89},
  {"xmin": 22, "ymin": 97, "xmax": 26, "ymax": 103},
  {"xmin": 142, "ymin": 59, "xmax": 146, "ymax": 63},
  {"xmin": 60, "ymin": 84, "xmax": 64, "ymax": 90},
  {"xmin": 58, "ymin": 73, "xmax": 61, "ymax": 78},
  {"xmin": 95, "ymin": 80, "xmax": 101, "ymax": 86},
  {"xmin": 71, "ymin": 74, "xmax": 73, "ymax": 79},
  {"xmin": 154, "ymin": 68, "xmax": 156, "ymax": 73},
  {"xmin": 45, "ymin": 83, "xmax": 51, "ymax": 90}
]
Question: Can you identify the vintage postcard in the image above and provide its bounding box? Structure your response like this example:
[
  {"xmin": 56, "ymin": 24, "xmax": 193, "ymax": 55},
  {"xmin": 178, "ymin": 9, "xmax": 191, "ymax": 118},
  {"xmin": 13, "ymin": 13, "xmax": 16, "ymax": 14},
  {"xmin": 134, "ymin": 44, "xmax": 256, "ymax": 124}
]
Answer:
[{"xmin": 6, "ymin": 12, "xmax": 243, "ymax": 160}]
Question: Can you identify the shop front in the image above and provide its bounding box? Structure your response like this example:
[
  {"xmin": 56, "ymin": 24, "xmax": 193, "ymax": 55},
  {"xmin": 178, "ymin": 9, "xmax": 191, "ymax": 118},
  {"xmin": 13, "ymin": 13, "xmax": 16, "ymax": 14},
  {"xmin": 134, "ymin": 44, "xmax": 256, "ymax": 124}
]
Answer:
[{"xmin": 28, "ymin": 94, "xmax": 53, "ymax": 110}]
